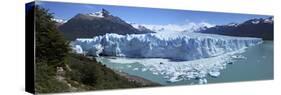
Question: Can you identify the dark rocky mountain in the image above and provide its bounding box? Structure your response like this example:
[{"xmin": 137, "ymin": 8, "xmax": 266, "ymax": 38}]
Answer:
[
  {"xmin": 198, "ymin": 17, "xmax": 273, "ymax": 40},
  {"xmin": 59, "ymin": 9, "xmax": 154, "ymax": 40}
]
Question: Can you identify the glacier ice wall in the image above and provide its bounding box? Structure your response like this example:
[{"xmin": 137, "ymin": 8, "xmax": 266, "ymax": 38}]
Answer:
[{"xmin": 71, "ymin": 32, "xmax": 262, "ymax": 61}]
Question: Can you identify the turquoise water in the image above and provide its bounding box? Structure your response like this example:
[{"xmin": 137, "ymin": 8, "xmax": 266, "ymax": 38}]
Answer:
[
  {"xmin": 96, "ymin": 41, "xmax": 273, "ymax": 85},
  {"xmin": 207, "ymin": 41, "xmax": 273, "ymax": 83}
]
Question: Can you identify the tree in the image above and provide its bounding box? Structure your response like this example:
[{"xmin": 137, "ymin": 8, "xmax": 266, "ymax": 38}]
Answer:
[
  {"xmin": 35, "ymin": 6, "xmax": 69, "ymax": 66},
  {"xmin": 33, "ymin": 6, "xmax": 71, "ymax": 93}
]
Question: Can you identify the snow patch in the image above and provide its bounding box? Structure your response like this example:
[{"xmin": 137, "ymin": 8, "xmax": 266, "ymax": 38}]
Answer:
[
  {"xmin": 87, "ymin": 9, "xmax": 110, "ymax": 18},
  {"xmin": 52, "ymin": 18, "xmax": 67, "ymax": 23}
]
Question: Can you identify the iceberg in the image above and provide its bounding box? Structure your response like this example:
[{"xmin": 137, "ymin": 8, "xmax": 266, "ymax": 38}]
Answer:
[
  {"xmin": 208, "ymin": 71, "xmax": 220, "ymax": 77},
  {"xmin": 71, "ymin": 32, "xmax": 262, "ymax": 61},
  {"xmin": 198, "ymin": 78, "xmax": 208, "ymax": 84},
  {"xmin": 95, "ymin": 48, "xmax": 252, "ymax": 84},
  {"xmin": 95, "ymin": 48, "xmax": 246, "ymax": 84}
]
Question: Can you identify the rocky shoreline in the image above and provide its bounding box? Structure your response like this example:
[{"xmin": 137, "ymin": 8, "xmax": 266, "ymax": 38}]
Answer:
[{"xmin": 114, "ymin": 70, "xmax": 161, "ymax": 87}]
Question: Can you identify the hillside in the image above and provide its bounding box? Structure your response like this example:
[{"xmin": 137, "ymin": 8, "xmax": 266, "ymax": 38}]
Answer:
[{"xmin": 32, "ymin": 6, "xmax": 158, "ymax": 93}]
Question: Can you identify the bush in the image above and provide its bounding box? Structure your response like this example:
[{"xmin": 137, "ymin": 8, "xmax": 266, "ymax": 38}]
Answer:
[
  {"xmin": 35, "ymin": 62, "xmax": 69, "ymax": 93},
  {"xmin": 66, "ymin": 54, "xmax": 143, "ymax": 90}
]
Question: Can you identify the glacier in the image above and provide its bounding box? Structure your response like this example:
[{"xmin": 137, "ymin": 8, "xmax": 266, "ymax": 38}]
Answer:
[{"xmin": 71, "ymin": 32, "xmax": 263, "ymax": 61}]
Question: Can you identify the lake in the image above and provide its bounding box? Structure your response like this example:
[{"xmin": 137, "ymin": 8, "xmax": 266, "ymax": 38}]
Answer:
[{"xmin": 95, "ymin": 41, "xmax": 273, "ymax": 85}]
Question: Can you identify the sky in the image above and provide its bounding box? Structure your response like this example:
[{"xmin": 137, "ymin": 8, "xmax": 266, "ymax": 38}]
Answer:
[{"xmin": 37, "ymin": 1, "xmax": 272, "ymax": 25}]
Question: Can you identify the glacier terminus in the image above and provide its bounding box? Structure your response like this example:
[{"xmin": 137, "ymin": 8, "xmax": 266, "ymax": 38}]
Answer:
[
  {"xmin": 71, "ymin": 32, "xmax": 262, "ymax": 61},
  {"xmin": 70, "ymin": 32, "xmax": 263, "ymax": 84}
]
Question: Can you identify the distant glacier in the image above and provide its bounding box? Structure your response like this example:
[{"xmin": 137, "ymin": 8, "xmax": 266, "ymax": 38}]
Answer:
[{"xmin": 71, "ymin": 32, "xmax": 263, "ymax": 61}]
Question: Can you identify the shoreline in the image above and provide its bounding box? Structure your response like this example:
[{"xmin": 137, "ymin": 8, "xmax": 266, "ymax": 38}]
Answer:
[
  {"xmin": 114, "ymin": 70, "xmax": 161, "ymax": 87},
  {"xmin": 87, "ymin": 56, "xmax": 161, "ymax": 86}
]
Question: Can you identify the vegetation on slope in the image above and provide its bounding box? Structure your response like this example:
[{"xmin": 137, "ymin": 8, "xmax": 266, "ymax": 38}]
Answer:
[{"xmin": 33, "ymin": 6, "xmax": 157, "ymax": 93}]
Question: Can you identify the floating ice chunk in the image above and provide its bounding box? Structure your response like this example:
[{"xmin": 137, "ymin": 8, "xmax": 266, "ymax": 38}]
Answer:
[
  {"xmin": 127, "ymin": 65, "xmax": 132, "ymax": 68},
  {"xmin": 198, "ymin": 78, "xmax": 207, "ymax": 84},
  {"xmin": 96, "ymin": 48, "xmax": 249, "ymax": 84},
  {"xmin": 209, "ymin": 71, "xmax": 220, "ymax": 77},
  {"xmin": 163, "ymin": 76, "xmax": 170, "ymax": 79},
  {"xmin": 133, "ymin": 68, "xmax": 139, "ymax": 71},
  {"xmin": 197, "ymin": 71, "xmax": 207, "ymax": 78},
  {"xmin": 231, "ymin": 55, "xmax": 247, "ymax": 60},
  {"xmin": 153, "ymin": 72, "xmax": 159, "ymax": 75},
  {"xmin": 168, "ymin": 76, "xmax": 181, "ymax": 83},
  {"xmin": 141, "ymin": 68, "xmax": 148, "ymax": 72}
]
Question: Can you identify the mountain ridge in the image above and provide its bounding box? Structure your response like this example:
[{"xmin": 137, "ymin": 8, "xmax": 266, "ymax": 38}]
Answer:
[
  {"xmin": 198, "ymin": 17, "xmax": 273, "ymax": 40},
  {"xmin": 58, "ymin": 9, "xmax": 154, "ymax": 40}
]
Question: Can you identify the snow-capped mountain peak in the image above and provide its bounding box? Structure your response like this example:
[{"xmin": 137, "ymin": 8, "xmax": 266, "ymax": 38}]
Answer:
[
  {"xmin": 131, "ymin": 22, "xmax": 215, "ymax": 33},
  {"xmin": 58, "ymin": 9, "xmax": 154, "ymax": 40},
  {"xmin": 52, "ymin": 18, "xmax": 67, "ymax": 24},
  {"xmin": 197, "ymin": 22, "xmax": 215, "ymax": 28},
  {"xmin": 251, "ymin": 20, "xmax": 260, "ymax": 24},
  {"xmin": 244, "ymin": 17, "xmax": 273, "ymax": 25},
  {"xmin": 87, "ymin": 9, "xmax": 110, "ymax": 18},
  {"xmin": 264, "ymin": 17, "xmax": 273, "ymax": 24},
  {"xmin": 198, "ymin": 17, "xmax": 273, "ymax": 40},
  {"xmin": 227, "ymin": 23, "xmax": 239, "ymax": 27}
]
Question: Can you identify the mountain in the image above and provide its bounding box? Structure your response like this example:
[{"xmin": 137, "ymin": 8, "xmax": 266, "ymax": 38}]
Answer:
[
  {"xmin": 131, "ymin": 22, "xmax": 214, "ymax": 33},
  {"xmin": 130, "ymin": 24, "xmax": 155, "ymax": 33},
  {"xmin": 59, "ymin": 9, "xmax": 154, "ymax": 40},
  {"xmin": 198, "ymin": 17, "xmax": 273, "ymax": 40}
]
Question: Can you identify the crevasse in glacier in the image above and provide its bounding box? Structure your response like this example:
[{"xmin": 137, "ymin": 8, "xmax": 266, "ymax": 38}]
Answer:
[{"xmin": 71, "ymin": 32, "xmax": 263, "ymax": 61}]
